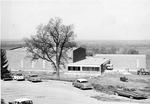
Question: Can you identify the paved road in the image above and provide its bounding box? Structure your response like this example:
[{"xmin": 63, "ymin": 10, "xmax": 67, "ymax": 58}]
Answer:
[{"xmin": 1, "ymin": 80, "xmax": 137, "ymax": 104}]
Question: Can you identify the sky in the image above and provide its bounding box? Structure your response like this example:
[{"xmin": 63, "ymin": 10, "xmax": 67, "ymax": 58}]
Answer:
[{"xmin": 1, "ymin": 0, "xmax": 150, "ymax": 40}]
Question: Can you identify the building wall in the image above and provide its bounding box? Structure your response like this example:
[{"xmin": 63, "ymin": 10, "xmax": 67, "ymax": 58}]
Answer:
[
  {"xmin": 138, "ymin": 47, "xmax": 150, "ymax": 69},
  {"xmin": 95, "ymin": 54, "xmax": 146, "ymax": 70},
  {"xmin": 66, "ymin": 59, "xmax": 110, "ymax": 76},
  {"xmin": 73, "ymin": 47, "xmax": 86, "ymax": 62},
  {"xmin": 6, "ymin": 48, "xmax": 54, "ymax": 71},
  {"xmin": 66, "ymin": 66, "xmax": 102, "ymax": 76},
  {"xmin": 6, "ymin": 47, "xmax": 85, "ymax": 71}
]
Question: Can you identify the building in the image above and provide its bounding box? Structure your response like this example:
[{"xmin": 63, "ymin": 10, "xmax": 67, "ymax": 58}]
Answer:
[
  {"xmin": 94, "ymin": 54, "xmax": 146, "ymax": 71},
  {"xmin": 6, "ymin": 48, "xmax": 54, "ymax": 71},
  {"xmin": 6, "ymin": 47, "xmax": 146, "ymax": 74},
  {"xmin": 66, "ymin": 47, "xmax": 146, "ymax": 76},
  {"xmin": 67, "ymin": 57, "xmax": 110, "ymax": 76},
  {"xmin": 66, "ymin": 47, "xmax": 112, "ymax": 76},
  {"xmin": 73, "ymin": 47, "xmax": 86, "ymax": 62}
]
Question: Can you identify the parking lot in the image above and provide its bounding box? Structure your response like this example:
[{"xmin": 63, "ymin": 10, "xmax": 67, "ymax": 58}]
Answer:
[
  {"xmin": 1, "ymin": 80, "xmax": 101, "ymax": 104},
  {"xmin": 1, "ymin": 80, "xmax": 141, "ymax": 104}
]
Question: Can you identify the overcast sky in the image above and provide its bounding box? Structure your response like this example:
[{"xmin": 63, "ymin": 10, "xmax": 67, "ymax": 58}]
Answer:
[{"xmin": 1, "ymin": 0, "xmax": 150, "ymax": 40}]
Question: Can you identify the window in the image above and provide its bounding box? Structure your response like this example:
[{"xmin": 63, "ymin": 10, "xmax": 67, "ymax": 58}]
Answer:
[
  {"xmin": 81, "ymin": 81, "xmax": 88, "ymax": 83},
  {"xmin": 21, "ymin": 101, "xmax": 33, "ymax": 104},
  {"xmin": 77, "ymin": 80, "xmax": 80, "ymax": 83},
  {"xmin": 16, "ymin": 73, "xmax": 23, "ymax": 76},
  {"xmin": 95, "ymin": 67, "xmax": 99, "ymax": 71},
  {"xmin": 82, "ymin": 67, "xmax": 99, "ymax": 71},
  {"xmin": 68, "ymin": 66, "xmax": 80, "ymax": 71},
  {"xmin": 31, "ymin": 75, "xmax": 38, "ymax": 77}
]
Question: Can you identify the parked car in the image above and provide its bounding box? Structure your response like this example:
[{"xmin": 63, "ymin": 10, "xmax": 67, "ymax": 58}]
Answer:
[
  {"xmin": 13, "ymin": 73, "xmax": 25, "ymax": 81},
  {"xmin": 72, "ymin": 79, "xmax": 93, "ymax": 90},
  {"xmin": 1, "ymin": 99, "xmax": 6, "ymax": 104},
  {"xmin": 114, "ymin": 87, "xmax": 147, "ymax": 99},
  {"xmin": 106, "ymin": 64, "xmax": 113, "ymax": 70},
  {"xmin": 3, "ymin": 73, "xmax": 13, "ymax": 81},
  {"xmin": 120, "ymin": 76, "xmax": 128, "ymax": 82},
  {"xmin": 137, "ymin": 68, "xmax": 150, "ymax": 75},
  {"xmin": 9, "ymin": 98, "xmax": 33, "ymax": 104},
  {"xmin": 27, "ymin": 74, "xmax": 42, "ymax": 82}
]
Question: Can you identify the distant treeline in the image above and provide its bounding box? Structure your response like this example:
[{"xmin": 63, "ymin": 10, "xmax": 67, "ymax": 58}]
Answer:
[
  {"xmin": 84, "ymin": 46, "xmax": 139, "ymax": 56},
  {"xmin": 1, "ymin": 40, "xmax": 25, "ymax": 50},
  {"xmin": 1, "ymin": 40, "xmax": 150, "ymax": 53},
  {"xmin": 77, "ymin": 40, "xmax": 150, "ymax": 56},
  {"xmin": 77, "ymin": 40, "xmax": 150, "ymax": 48}
]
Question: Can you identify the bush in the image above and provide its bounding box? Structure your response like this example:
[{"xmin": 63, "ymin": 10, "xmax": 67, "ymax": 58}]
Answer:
[
  {"xmin": 121, "ymin": 48, "xmax": 139, "ymax": 54},
  {"xmin": 91, "ymin": 83, "xmax": 104, "ymax": 91},
  {"xmin": 91, "ymin": 83, "xmax": 115, "ymax": 94}
]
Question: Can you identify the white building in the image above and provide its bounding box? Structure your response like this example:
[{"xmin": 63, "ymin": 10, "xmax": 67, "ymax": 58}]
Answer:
[{"xmin": 66, "ymin": 57, "xmax": 111, "ymax": 76}]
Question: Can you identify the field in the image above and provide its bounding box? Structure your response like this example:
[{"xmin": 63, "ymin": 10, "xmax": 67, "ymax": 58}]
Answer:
[{"xmin": 2, "ymin": 39, "xmax": 150, "ymax": 49}]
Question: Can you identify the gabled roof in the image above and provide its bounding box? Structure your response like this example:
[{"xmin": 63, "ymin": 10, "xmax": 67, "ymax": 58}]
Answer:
[{"xmin": 68, "ymin": 57, "xmax": 109, "ymax": 67}]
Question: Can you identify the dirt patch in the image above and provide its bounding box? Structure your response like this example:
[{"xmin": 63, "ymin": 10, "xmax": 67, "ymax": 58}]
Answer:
[
  {"xmin": 89, "ymin": 72, "xmax": 150, "ymax": 89},
  {"xmin": 91, "ymin": 83, "xmax": 115, "ymax": 95},
  {"xmin": 91, "ymin": 95, "xmax": 129, "ymax": 102},
  {"xmin": 87, "ymin": 72, "xmax": 150, "ymax": 103}
]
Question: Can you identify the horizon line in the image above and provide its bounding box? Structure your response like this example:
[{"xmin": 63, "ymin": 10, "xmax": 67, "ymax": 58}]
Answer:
[{"xmin": 1, "ymin": 39, "xmax": 150, "ymax": 41}]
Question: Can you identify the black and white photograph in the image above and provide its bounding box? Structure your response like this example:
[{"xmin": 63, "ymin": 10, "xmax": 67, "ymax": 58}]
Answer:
[{"xmin": 1, "ymin": 0, "xmax": 150, "ymax": 104}]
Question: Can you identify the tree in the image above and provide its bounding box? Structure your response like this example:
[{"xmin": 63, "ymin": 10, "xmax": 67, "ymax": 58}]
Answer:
[
  {"xmin": 99, "ymin": 46, "xmax": 107, "ymax": 54},
  {"xmin": 92, "ymin": 48, "xmax": 99, "ymax": 55},
  {"xmin": 1, "ymin": 49, "xmax": 10, "ymax": 79},
  {"xmin": 121, "ymin": 48, "xmax": 139, "ymax": 54},
  {"xmin": 122, "ymin": 48, "xmax": 128, "ymax": 54},
  {"xmin": 127, "ymin": 49, "xmax": 139, "ymax": 54},
  {"xmin": 24, "ymin": 17, "xmax": 76, "ymax": 79},
  {"xmin": 107, "ymin": 46, "xmax": 117, "ymax": 54}
]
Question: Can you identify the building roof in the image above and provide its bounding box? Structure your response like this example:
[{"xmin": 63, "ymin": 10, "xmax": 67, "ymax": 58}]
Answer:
[
  {"xmin": 68, "ymin": 57, "xmax": 109, "ymax": 67},
  {"xmin": 14, "ymin": 98, "xmax": 32, "ymax": 102},
  {"xmin": 77, "ymin": 78, "xmax": 88, "ymax": 82},
  {"xmin": 94, "ymin": 54, "xmax": 146, "ymax": 57}
]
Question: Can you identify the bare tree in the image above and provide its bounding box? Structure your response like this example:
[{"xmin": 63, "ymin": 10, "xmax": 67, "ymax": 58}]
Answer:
[{"xmin": 24, "ymin": 17, "xmax": 76, "ymax": 79}]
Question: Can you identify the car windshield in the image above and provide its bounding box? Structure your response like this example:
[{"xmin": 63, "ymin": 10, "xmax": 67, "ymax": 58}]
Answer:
[
  {"xmin": 16, "ymin": 74, "xmax": 23, "ymax": 76},
  {"xmin": 81, "ymin": 81, "xmax": 88, "ymax": 83},
  {"xmin": 30, "ymin": 75, "xmax": 38, "ymax": 77},
  {"xmin": 21, "ymin": 101, "xmax": 33, "ymax": 104}
]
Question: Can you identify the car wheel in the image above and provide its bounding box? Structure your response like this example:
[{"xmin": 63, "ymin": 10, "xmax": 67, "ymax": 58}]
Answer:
[
  {"xmin": 80, "ymin": 87, "xmax": 83, "ymax": 90},
  {"xmin": 114, "ymin": 92, "xmax": 118, "ymax": 96},
  {"xmin": 130, "ymin": 96, "xmax": 133, "ymax": 99}
]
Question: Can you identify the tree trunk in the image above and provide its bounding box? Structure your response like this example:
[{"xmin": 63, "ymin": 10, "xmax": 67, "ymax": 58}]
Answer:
[
  {"xmin": 55, "ymin": 61, "xmax": 60, "ymax": 79},
  {"xmin": 56, "ymin": 47, "xmax": 60, "ymax": 79}
]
